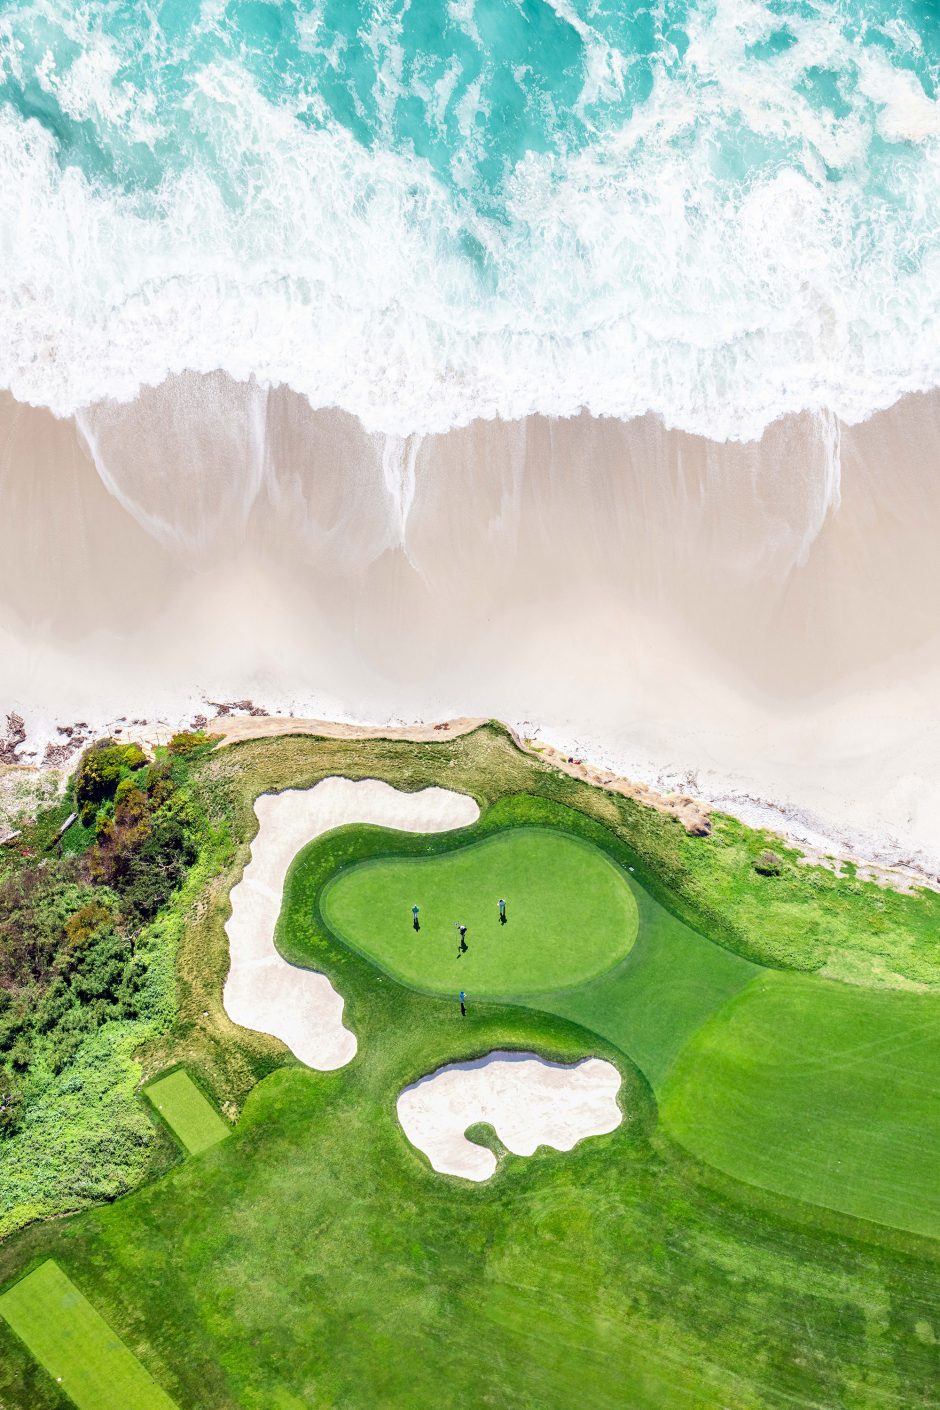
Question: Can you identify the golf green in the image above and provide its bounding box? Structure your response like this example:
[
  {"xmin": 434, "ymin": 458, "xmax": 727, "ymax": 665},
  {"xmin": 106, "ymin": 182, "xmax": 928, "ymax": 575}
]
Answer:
[{"xmin": 318, "ymin": 827, "xmax": 639, "ymax": 996}]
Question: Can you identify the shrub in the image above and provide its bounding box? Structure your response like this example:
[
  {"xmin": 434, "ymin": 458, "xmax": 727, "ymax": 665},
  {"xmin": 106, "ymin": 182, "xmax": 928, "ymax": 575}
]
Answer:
[
  {"xmin": 0, "ymin": 869, "xmax": 99, "ymax": 986},
  {"xmin": 167, "ymin": 730, "xmax": 210, "ymax": 757},
  {"xmin": 0, "ymin": 1073, "xmax": 22, "ymax": 1135},
  {"xmin": 64, "ymin": 900, "xmax": 115, "ymax": 955},
  {"xmin": 144, "ymin": 758, "xmax": 176, "ymax": 808},
  {"xmin": 74, "ymin": 739, "xmax": 148, "ymax": 825},
  {"xmin": 754, "ymin": 849, "xmax": 782, "ymax": 877},
  {"xmin": 114, "ymin": 784, "xmax": 151, "ymax": 829}
]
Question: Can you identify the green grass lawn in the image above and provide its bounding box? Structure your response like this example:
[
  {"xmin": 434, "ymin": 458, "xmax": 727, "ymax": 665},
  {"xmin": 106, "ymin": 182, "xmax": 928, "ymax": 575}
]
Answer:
[
  {"xmin": 3, "ymin": 731, "xmax": 940, "ymax": 1410},
  {"xmin": 319, "ymin": 827, "xmax": 639, "ymax": 996},
  {"xmin": 3, "ymin": 1002, "xmax": 938, "ymax": 1410},
  {"xmin": 539, "ymin": 902, "xmax": 758, "ymax": 1088},
  {"xmin": 0, "ymin": 1260, "xmax": 178, "ymax": 1410},
  {"xmin": 143, "ymin": 1069, "xmax": 231, "ymax": 1157},
  {"xmin": 305, "ymin": 798, "xmax": 940, "ymax": 1243},
  {"xmin": 660, "ymin": 971, "xmax": 940, "ymax": 1239}
]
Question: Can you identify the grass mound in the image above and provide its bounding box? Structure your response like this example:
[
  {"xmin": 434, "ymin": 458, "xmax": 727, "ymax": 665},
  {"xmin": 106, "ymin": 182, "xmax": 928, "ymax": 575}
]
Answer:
[{"xmin": 319, "ymin": 826, "xmax": 639, "ymax": 996}]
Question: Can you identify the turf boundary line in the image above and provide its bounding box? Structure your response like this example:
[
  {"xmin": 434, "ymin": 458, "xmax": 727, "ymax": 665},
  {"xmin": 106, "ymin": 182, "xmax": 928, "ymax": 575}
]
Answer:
[{"xmin": 0, "ymin": 1259, "xmax": 179, "ymax": 1410}]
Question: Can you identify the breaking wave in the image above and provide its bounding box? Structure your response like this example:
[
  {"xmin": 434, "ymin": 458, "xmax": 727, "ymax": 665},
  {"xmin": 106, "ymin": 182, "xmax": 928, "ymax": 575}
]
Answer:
[{"xmin": 1, "ymin": 0, "xmax": 939, "ymax": 437}]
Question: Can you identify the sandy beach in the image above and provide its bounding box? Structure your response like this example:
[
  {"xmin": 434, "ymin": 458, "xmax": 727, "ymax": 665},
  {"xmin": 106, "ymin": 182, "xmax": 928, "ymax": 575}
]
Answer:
[{"xmin": 1, "ymin": 373, "xmax": 939, "ymax": 874}]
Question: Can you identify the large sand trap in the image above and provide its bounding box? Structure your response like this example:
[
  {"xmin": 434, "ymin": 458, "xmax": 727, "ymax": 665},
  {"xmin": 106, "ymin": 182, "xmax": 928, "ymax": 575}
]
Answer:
[
  {"xmin": 397, "ymin": 1051, "xmax": 623, "ymax": 1181},
  {"xmin": 223, "ymin": 777, "xmax": 480, "ymax": 1067}
]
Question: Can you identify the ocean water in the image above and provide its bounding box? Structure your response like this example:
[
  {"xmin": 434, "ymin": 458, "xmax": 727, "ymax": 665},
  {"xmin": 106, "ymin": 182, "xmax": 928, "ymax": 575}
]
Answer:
[{"xmin": 0, "ymin": 0, "xmax": 939, "ymax": 435}]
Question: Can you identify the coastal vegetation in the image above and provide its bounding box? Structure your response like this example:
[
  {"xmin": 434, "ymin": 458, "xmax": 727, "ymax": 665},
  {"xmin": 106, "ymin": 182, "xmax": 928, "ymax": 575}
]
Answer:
[
  {"xmin": 0, "ymin": 735, "xmax": 219, "ymax": 1237},
  {"xmin": 1, "ymin": 722, "xmax": 939, "ymax": 1408}
]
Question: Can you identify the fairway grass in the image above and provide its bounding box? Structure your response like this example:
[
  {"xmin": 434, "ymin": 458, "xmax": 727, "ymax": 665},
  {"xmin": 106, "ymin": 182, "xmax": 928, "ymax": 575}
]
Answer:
[
  {"xmin": 319, "ymin": 826, "xmax": 639, "ymax": 996},
  {"xmin": 661, "ymin": 972, "xmax": 940, "ymax": 1239},
  {"xmin": 0, "ymin": 1261, "xmax": 178, "ymax": 1410},
  {"xmin": 539, "ymin": 903, "xmax": 758, "ymax": 1089},
  {"xmin": 143, "ymin": 1069, "xmax": 231, "ymax": 1156}
]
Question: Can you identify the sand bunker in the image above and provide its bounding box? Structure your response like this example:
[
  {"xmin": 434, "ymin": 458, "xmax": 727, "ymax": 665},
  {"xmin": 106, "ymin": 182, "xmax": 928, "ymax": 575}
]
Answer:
[
  {"xmin": 397, "ymin": 1051, "xmax": 623, "ymax": 1181},
  {"xmin": 223, "ymin": 777, "xmax": 480, "ymax": 1068}
]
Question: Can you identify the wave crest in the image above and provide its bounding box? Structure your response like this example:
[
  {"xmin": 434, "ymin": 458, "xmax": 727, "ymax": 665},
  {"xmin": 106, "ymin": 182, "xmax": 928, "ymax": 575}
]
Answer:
[{"xmin": 0, "ymin": 0, "xmax": 939, "ymax": 437}]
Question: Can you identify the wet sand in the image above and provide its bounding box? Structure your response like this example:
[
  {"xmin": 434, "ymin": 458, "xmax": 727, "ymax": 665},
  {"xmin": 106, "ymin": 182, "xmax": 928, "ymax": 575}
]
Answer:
[{"xmin": 1, "ymin": 373, "xmax": 938, "ymax": 871}]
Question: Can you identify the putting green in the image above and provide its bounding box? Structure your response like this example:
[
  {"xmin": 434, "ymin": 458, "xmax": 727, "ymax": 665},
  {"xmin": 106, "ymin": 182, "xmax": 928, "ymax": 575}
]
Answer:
[
  {"xmin": 660, "ymin": 971, "xmax": 940, "ymax": 1239},
  {"xmin": 143, "ymin": 1069, "xmax": 231, "ymax": 1157},
  {"xmin": 0, "ymin": 1261, "xmax": 178, "ymax": 1410},
  {"xmin": 319, "ymin": 827, "xmax": 639, "ymax": 996}
]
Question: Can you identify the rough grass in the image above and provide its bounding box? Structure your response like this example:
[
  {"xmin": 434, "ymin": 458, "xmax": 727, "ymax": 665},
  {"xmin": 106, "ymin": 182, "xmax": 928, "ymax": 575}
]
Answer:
[
  {"xmin": 661, "ymin": 972, "xmax": 940, "ymax": 1239},
  {"xmin": 143, "ymin": 1069, "xmax": 230, "ymax": 1157},
  {"xmin": 0, "ymin": 1260, "xmax": 178, "ymax": 1410},
  {"xmin": 318, "ymin": 825, "xmax": 639, "ymax": 996}
]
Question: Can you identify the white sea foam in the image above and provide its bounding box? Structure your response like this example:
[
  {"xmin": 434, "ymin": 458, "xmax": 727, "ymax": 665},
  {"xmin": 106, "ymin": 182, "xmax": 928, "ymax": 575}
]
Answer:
[{"xmin": 1, "ymin": 21, "xmax": 940, "ymax": 438}]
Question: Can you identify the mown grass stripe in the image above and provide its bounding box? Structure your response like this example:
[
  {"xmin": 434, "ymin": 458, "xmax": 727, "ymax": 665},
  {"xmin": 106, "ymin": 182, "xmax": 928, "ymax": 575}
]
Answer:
[
  {"xmin": 143, "ymin": 1068, "xmax": 231, "ymax": 1156},
  {"xmin": 0, "ymin": 1260, "xmax": 178, "ymax": 1410},
  {"xmin": 660, "ymin": 971, "xmax": 940, "ymax": 1239}
]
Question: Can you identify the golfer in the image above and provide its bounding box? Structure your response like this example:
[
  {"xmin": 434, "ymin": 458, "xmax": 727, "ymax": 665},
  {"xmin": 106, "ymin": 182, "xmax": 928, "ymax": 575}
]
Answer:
[
  {"xmin": 498, "ymin": 897, "xmax": 507, "ymax": 924},
  {"xmin": 412, "ymin": 904, "xmax": 420, "ymax": 932},
  {"xmin": 456, "ymin": 922, "xmax": 468, "ymax": 955},
  {"xmin": 459, "ymin": 990, "xmax": 467, "ymax": 1017}
]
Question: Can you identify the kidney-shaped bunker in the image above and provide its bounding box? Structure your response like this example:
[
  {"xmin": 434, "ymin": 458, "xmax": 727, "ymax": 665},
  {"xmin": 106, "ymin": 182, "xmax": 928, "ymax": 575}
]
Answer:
[{"xmin": 397, "ymin": 1050, "xmax": 623, "ymax": 1181}]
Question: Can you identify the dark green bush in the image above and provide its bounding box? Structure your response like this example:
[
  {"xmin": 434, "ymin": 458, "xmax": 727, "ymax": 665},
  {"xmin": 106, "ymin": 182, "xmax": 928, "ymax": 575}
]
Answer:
[
  {"xmin": 0, "ymin": 1073, "xmax": 22, "ymax": 1135},
  {"xmin": 74, "ymin": 739, "xmax": 148, "ymax": 825}
]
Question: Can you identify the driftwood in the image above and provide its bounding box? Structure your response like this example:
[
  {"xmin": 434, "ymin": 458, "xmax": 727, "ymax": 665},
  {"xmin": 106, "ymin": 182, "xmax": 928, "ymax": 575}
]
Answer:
[{"xmin": 51, "ymin": 812, "xmax": 78, "ymax": 845}]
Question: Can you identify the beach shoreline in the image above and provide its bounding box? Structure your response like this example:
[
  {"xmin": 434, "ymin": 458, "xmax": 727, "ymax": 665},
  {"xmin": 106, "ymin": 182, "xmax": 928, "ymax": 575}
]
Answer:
[
  {"xmin": 1, "ymin": 375, "xmax": 939, "ymax": 886},
  {"xmin": 3, "ymin": 705, "xmax": 937, "ymax": 894}
]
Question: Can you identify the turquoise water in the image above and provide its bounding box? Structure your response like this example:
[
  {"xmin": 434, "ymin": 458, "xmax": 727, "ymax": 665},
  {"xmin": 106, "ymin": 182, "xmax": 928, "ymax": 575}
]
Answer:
[
  {"xmin": 2, "ymin": 0, "xmax": 938, "ymax": 202},
  {"xmin": 0, "ymin": 0, "xmax": 939, "ymax": 432}
]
